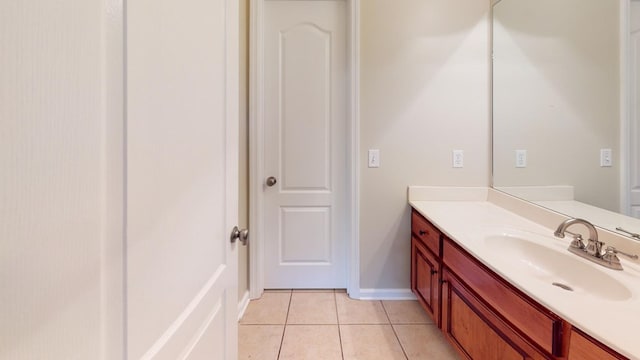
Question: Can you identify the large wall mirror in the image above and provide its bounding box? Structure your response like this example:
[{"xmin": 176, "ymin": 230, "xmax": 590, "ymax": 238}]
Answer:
[{"xmin": 492, "ymin": 0, "xmax": 640, "ymax": 238}]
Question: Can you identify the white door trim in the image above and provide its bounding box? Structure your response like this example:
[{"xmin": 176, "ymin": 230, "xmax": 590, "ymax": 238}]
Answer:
[
  {"xmin": 249, "ymin": 0, "xmax": 360, "ymax": 299},
  {"xmin": 624, "ymin": 0, "xmax": 640, "ymax": 217},
  {"xmin": 621, "ymin": 0, "xmax": 631, "ymax": 215}
]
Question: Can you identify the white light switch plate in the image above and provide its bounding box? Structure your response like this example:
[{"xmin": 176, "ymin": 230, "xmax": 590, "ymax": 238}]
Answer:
[
  {"xmin": 368, "ymin": 149, "xmax": 380, "ymax": 168},
  {"xmin": 515, "ymin": 150, "xmax": 527, "ymax": 168},
  {"xmin": 452, "ymin": 150, "xmax": 464, "ymax": 168},
  {"xmin": 600, "ymin": 148, "xmax": 612, "ymax": 167}
]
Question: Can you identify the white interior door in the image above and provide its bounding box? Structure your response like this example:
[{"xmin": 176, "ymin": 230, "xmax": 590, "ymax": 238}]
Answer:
[
  {"xmin": 630, "ymin": 0, "xmax": 640, "ymax": 218},
  {"xmin": 126, "ymin": 0, "xmax": 239, "ymax": 358},
  {"xmin": 2, "ymin": 1, "xmax": 238, "ymax": 359},
  {"xmin": 263, "ymin": 0, "xmax": 347, "ymax": 289}
]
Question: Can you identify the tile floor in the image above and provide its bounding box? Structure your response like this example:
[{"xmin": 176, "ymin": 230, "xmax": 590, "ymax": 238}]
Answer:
[{"xmin": 238, "ymin": 289, "xmax": 459, "ymax": 360}]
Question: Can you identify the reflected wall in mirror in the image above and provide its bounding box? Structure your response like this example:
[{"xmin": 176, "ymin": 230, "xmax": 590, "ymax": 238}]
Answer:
[{"xmin": 492, "ymin": 0, "xmax": 640, "ymax": 238}]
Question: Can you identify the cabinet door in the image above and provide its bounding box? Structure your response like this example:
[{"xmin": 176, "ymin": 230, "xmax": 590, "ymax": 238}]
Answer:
[
  {"xmin": 567, "ymin": 328, "xmax": 627, "ymax": 360},
  {"xmin": 411, "ymin": 237, "xmax": 440, "ymax": 325},
  {"xmin": 441, "ymin": 270, "xmax": 548, "ymax": 360},
  {"xmin": 443, "ymin": 238, "xmax": 562, "ymax": 356}
]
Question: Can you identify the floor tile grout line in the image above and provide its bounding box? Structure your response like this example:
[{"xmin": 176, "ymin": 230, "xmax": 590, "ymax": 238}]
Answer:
[
  {"xmin": 335, "ymin": 291, "xmax": 342, "ymax": 325},
  {"xmin": 379, "ymin": 300, "xmax": 391, "ymax": 323},
  {"xmin": 282, "ymin": 323, "xmax": 340, "ymax": 326},
  {"xmin": 239, "ymin": 293, "xmax": 441, "ymax": 359},
  {"xmin": 381, "ymin": 301, "xmax": 410, "ymax": 360},
  {"xmin": 334, "ymin": 291, "xmax": 345, "ymax": 360},
  {"xmin": 276, "ymin": 290, "xmax": 293, "ymax": 360},
  {"xmin": 286, "ymin": 290, "xmax": 340, "ymax": 326},
  {"xmin": 336, "ymin": 292, "xmax": 392, "ymax": 326}
]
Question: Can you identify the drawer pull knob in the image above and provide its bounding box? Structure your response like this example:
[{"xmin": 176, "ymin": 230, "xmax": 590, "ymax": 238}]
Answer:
[{"xmin": 419, "ymin": 230, "xmax": 427, "ymax": 236}]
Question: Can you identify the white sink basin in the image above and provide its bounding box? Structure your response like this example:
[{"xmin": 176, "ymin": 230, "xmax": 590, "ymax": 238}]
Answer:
[{"xmin": 484, "ymin": 233, "xmax": 632, "ymax": 301}]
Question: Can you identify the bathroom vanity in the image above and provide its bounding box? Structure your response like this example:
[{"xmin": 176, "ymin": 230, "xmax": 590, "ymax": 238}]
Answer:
[{"xmin": 409, "ymin": 187, "xmax": 640, "ymax": 360}]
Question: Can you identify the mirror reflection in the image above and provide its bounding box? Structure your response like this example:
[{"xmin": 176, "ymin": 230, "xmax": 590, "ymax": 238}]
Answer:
[{"xmin": 492, "ymin": 0, "xmax": 640, "ymax": 238}]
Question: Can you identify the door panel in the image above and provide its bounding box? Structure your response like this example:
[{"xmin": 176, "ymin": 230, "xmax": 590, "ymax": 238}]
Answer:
[
  {"xmin": 280, "ymin": 24, "xmax": 332, "ymax": 191},
  {"xmin": 126, "ymin": 0, "xmax": 238, "ymax": 358},
  {"xmin": 281, "ymin": 207, "xmax": 331, "ymax": 263},
  {"xmin": 264, "ymin": 0, "xmax": 347, "ymax": 288},
  {"xmin": 1, "ymin": 1, "xmax": 238, "ymax": 358},
  {"xmin": 184, "ymin": 301, "xmax": 226, "ymax": 360}
]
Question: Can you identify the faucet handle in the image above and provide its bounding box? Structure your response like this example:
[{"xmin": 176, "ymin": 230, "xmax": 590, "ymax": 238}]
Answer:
[
  {"xmin": 605, "ymin": 246, "xmax": 639, "ymax": 260},
  {"xmin": 567, "ymin": 232, "xmax": 586, "ymax": 250},
  {"xmin": 602, "ymin": 247, "xmax": 621, "ymax": 265},
  {"xmin": 586, "ymin": 238, "xmax": 604, "ymax": 257}
]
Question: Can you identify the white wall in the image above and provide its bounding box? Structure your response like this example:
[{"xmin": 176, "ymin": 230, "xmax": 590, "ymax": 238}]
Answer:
[
  {"xmin": 0, "ymin": 1, "xmax": 123, "ymax": 358},
  {"xmin": 493, "ymin": 0, "xmax": 620, "ymax": 212},
  {"xmin": 359, "ymin": 0, "xmax": 491, "ymax": 290}
]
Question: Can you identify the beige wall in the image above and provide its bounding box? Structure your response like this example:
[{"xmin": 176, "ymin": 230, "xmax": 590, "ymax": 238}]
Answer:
[
  {"xmin": 492, "ymin": 0, "xmax": 620, "ymax": 212},
  {"xmin": 359, "ymin": 0, "xmax": 491, "ymax": 289},
  {"xmin": 240, "ymin": 0, "xmax": 491, "ymax": 293}
]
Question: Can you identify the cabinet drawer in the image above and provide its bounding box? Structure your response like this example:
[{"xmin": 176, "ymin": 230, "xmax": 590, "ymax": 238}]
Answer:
[
  {"xmin": 443, "ymin": 238, "xmax": 563, "ymax": 356},
  {"xmin": 411, "ymin": 210, "xmax": 441, "ymax": 255}
]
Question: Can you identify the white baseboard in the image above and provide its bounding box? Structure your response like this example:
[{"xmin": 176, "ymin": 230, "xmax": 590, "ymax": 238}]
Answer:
[
  {"xmin": 357, "ymin": 288, "xmax": 416, "ymax": 300},
  {"xmin": 237, "ymin": 290, "xmax": 251, "ymax": 321}
]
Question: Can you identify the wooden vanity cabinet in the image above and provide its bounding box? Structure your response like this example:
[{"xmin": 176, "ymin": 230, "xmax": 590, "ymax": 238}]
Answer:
[
  {"xmin": 442, "ymin": 238, "xmax": 563, "ymax": 360},
  {"xmin": 411, "ymin": 209, "xmax": 441, "ymax": 255},
  {"xmin": 411, "ymin": 210, "xmax": 560, "ymax": 359},
  {"xmin": 412, "ymin": 236, "xmax": 440, "ymax": 324},
  {"xmin": 443, "ymin": 238, "xmax": 563, "ymax": 358},
  {"xmin": 411, "ymin": 209, "xmax": 442, "ymax": 325},
  {"xmin": 441, "ymin": 269, "xmax": 549, "ymax": 360},
  {"xmin": 410, "ymin": 209, "xmax": 629, "ymax": 360},
  {"xmin": 567, "ymin": 328, "xmax": 627, "ymax": 360}
]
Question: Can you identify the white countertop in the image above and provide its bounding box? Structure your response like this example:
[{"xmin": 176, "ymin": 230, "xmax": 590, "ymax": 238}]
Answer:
[{"xmin": 409, "ymin": 198, "xmax": 640, "ymax": 359}]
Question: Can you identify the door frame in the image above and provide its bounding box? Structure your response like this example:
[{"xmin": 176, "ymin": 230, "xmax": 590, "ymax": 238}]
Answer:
[
  {"xmin": 620, "ymin": 0, "xmax": 640, "ymax": 216},
  {"xmin": 249, "ymin": 0, "xmax": 360, "ymax": 299},
  {"xmin": 623, "ymin": 0, "xmax": 640, "ymax": 217},
  {"xmin": 621, "ymin": 0, "xmax": 631, "ymax": 215}
]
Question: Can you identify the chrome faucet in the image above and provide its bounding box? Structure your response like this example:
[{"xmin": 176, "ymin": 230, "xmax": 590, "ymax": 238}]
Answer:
[
  {"xmin": 554, "ymin": 218, "xmax": 601, "ymax": 254},
  {"xmin": 554, "ymin": 218, "xmax": 627, "ymax": 270}
]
